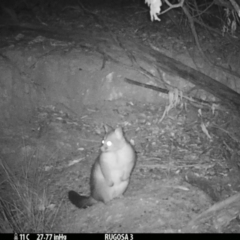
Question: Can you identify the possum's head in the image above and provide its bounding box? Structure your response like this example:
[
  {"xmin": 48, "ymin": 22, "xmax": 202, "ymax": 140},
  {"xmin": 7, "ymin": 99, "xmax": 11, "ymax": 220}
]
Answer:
[{"xmin": 101, "ymin": 127, "xmax": 126, "ymax": 152}]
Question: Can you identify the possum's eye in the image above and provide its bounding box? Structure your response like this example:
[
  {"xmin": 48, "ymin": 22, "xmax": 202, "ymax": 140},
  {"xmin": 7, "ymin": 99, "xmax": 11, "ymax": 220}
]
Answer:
[{"xmin": 106, "ymin": 141, "xmax": 112, "ymax": 147}]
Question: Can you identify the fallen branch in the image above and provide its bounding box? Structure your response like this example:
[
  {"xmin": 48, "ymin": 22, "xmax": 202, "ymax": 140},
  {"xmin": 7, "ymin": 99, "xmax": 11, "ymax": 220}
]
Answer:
[
  {"xmin": 183, "ymin": 193, "xmax": 240, "ymax": 232},
  {"xmin": 124, "ymin": 77, "xmax": 220, "ymax": 106}
]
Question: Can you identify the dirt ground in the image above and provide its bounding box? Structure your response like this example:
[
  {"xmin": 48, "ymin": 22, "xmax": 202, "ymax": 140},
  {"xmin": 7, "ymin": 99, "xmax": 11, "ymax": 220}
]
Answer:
[{"xmin": 0, "ymin": 1, "xmax": 240, "ymax": 233}]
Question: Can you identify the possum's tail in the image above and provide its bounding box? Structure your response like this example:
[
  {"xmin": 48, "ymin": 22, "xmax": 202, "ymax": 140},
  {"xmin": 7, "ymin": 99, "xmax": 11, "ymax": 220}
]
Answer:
[{"xmin": 68, "ymin": 190, "xmax": 96, "ymax": 209}]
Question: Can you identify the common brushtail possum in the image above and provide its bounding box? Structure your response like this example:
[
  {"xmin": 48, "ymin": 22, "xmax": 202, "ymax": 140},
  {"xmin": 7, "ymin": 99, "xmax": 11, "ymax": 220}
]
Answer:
[{"xmin": 68, "ymin": 127, "xmax": 136, "ymax": 209}]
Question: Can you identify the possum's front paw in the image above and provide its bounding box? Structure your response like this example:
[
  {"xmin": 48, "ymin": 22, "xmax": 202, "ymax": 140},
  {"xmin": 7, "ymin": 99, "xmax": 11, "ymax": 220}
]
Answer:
[{"xmin": 106, "ymin": 180, "xmax": 114, "ymax": 187}]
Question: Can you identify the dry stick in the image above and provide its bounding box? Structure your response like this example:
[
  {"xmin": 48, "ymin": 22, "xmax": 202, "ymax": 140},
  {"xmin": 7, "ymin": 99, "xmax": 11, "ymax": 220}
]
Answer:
[
  {"xmin": 181, "ymin": 4, "xmax": 240, "ymax": 79},
  {"xmin": 215, "ymin": 0, "xmax": 234, "ymax": 10},
  {"xmin": 159, "ymin": 0, "xmax": 185, "ymax": 16},
  {"xmin": 188, "ymin": 0, "xmax": 215, "ymax": 18},
  {"xmin": 182, "ymin": 4, "xmax": 210, "ymax": 64},
  {"xmin": 229, "ymin": 0, "xmax": 240, "ymax": 16},
  {"xmin": 125, "ymin": 78, "xmax": 169, "ymax": 94},
  {"xmin": 78, "ymin": 2, "xmax": 137, "ymax": 67},
  {"xmin": 191, "ymin": 17, "xmax": 240, "ymax": 67},
  {"xmin": 216, "ymin": 0, "xmax": 240, "ymax": 14}
]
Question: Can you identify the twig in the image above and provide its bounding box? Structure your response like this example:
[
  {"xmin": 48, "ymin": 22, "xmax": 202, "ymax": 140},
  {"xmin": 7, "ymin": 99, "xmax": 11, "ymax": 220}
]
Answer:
[
  {"xmin": 124, "ymin": 78, "xmax": 168, "ymax": 94},
  {"xmin": 159, "ymin": 0, "xmax": 185, "ymax": 15},
  {"xmin": 181, "ymin": 3, "xmax": 240, "ymax": 79}
]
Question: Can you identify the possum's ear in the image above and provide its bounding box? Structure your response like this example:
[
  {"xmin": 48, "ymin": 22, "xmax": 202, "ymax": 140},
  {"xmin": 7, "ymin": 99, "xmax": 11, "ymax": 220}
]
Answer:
[
  {"xmin": 114, "ymin": 127, "xmax": 123, "ymax": 139},
  {"xmin": 103, "ymin": 124, "xmax": 114, "ymax": 134}
]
